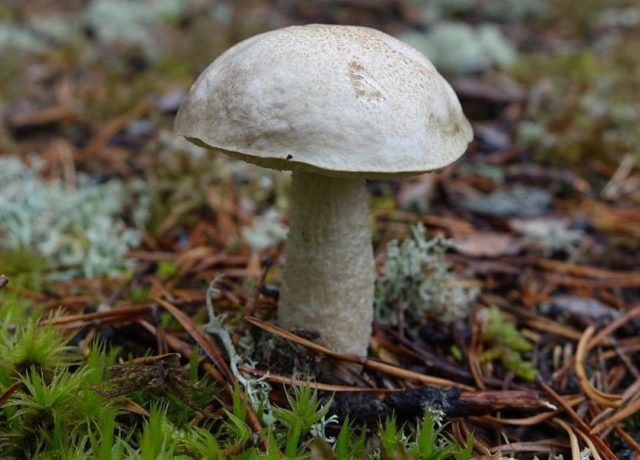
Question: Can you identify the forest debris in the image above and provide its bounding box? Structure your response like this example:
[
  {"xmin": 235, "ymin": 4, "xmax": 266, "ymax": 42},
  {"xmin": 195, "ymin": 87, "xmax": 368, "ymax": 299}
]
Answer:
[
  {"xmin": 154, "ymin": 88, "xmax": 187, "ymax": 113},
  {"xmin": 238, "ymin": 365, "xmax": 376, "ymax": 392},
  {"xmin": 137, "ymin": 320, "xmax": 265, "ymax": 442},
  {"xmin": 98, "ymin": 353, "xmax": 212, "ymax": 415},
  {"xmin": 373, "ymin": 208, "xmax": 474, "ymax": 235},
  {"xmin": 591, "ymin": 395, "xmax": 640, "ymax": 435},
  {"xmin": 331, "ymin": 387, "xmax": 553, "ymax": 423},
  {"xmin": 245, "ymin": 316, "xmax": 474, "ymax": 390},
  {"xmin": 589, "ymin": 304, "xmax": 640, "ymax": 349},
  {"xmin": 154, "ymin": 296, "xmax": 235, "ymax": 383},
  {"xmin": 575, "ymin": 327, "xmax": 622, "ymax": 408},
  {"xmin": 539, "ymin": 380, "xmax": 618, "ymax": 460}
]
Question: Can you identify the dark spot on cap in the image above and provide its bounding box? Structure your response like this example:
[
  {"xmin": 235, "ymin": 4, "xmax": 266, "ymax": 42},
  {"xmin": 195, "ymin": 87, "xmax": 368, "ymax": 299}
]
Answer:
[{"xmin": 286, "ymin": 154, "xmax": 293, "ymax": 160}]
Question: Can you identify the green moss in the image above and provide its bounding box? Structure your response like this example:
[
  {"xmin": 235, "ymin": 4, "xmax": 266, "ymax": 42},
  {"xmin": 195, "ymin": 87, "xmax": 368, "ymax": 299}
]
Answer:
[
  {"xmin": 480, "ymin": 306, "xmax": 538, "ymax": 381},
  {"xmin": 0, "ymin": 283, "xmax": 474, "ymax": 459}
]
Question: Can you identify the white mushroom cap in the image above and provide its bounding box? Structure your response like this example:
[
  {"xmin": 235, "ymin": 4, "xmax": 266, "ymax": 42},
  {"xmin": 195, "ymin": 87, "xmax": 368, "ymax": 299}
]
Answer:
[{"xmin": 175, "ymin": 24, "xmax": 472, "ymax": 179}]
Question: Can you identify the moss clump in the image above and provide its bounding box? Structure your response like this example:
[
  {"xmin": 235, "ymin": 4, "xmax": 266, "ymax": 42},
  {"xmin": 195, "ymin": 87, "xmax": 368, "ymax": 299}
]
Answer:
[{"xmin": 479, "ymin": 306, "xmax": 538, "ymax": 381}]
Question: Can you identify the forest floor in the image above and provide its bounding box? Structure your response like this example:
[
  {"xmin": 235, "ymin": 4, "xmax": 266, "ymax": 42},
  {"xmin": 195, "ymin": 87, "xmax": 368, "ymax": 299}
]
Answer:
[{"xmin": 0, "ymin": 0, "xmax": 639, "ymax": 458}]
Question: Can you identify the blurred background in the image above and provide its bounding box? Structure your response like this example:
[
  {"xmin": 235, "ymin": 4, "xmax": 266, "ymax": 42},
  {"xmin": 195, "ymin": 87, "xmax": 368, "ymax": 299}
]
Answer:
[{"xmin": 1, "ymin": 0, "xmax": 638, "ymax": 282}]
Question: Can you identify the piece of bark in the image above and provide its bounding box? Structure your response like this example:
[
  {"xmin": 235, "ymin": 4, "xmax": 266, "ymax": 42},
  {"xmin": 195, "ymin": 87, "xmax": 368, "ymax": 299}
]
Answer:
[{"xmin": 331, "ymin": 387, "xmax": 553, "ymax": 423}]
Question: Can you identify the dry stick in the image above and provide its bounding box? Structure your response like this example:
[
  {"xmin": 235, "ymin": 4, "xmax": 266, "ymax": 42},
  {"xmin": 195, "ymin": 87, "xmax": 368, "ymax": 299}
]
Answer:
[
  {"xmin": 475, "ymin": 396, "xmax": 584, "ymax": 426},
  {"xmin": 538, "ymin": 379, "xmax": 617, "ymax": 460},
  {"xmin": 245, "ymin": 316, "xmax": 475, "ymax": 390},
  {"xmin": 554, "ymin": 418, "xmax": 581, "ymax": 460},
  {"xmin": 576, "ymin": 326, "xmax": 622, "ymax": 408}
]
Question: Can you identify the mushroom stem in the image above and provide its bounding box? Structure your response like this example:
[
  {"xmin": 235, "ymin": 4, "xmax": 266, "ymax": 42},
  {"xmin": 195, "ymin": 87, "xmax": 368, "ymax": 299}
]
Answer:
[{"xmin": 279, "ymin": 171, "xmax": 375, "ymax": 356}]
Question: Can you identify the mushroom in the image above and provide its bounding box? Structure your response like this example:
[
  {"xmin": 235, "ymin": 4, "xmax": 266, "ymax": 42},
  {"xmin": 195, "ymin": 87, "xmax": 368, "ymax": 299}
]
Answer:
[{"xmin": 175, "ymin": 24, "xmax": 472, "ymax": 357}]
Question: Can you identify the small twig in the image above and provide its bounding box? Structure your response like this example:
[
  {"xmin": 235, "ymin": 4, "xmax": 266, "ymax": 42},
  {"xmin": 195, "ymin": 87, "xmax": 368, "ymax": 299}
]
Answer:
[
  {"xmin": 246, "ymin": 316, "xmax": 474, "ymax": 390},
  {"xmin": 475, "ymin": 396, "xmax": 583, "ymax": 426},
  {"xmin": 238, "ymin": 365, "xmax": 379, "ymax": 392}
]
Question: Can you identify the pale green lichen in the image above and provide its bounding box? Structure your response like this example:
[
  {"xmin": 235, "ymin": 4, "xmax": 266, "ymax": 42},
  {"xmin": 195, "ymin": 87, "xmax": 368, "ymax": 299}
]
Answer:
[
  {"xmin": 411, "ymin": 0, "xmax": 548, "ymax": 22},
  {"xmin": 0, "ymin": 156, "xmax": 149, "ymax": 279},
  {"xmin": 0, "ymin": 23, "xmax": 48, "ymax": 53},
  {"xmin": 203, "ymin": 276, "xmax": 275, "ymax": 424},
  {"xmin": 86, "ymin": 0, "xmax": 186, "ymax": 58},
  {"xmin": 241, "ymin": 208, "xmax": 288, "ymax": 251},
  {"xmin": 375, "ymin": 223, "xmax": 479, "ymax": 325},
  {"xmin": 399, "ymin": 22, "xmax": 517, "ymax": 74}
]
